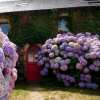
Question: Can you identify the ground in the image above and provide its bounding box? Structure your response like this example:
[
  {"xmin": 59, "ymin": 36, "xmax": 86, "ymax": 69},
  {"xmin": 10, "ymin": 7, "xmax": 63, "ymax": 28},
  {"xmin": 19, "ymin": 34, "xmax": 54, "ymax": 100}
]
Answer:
[{"xmin": 10, "ymin": 77, "xmax": 100, "ymax": 100}]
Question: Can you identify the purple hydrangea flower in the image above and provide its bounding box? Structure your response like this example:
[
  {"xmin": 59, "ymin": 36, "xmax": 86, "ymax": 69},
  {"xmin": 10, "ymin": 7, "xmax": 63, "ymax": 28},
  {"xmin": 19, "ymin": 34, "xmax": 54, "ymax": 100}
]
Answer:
[
  {"xmin": 78, "ymin": 82, "xmax": 86, "ymax": 88},
  {"xmin": 85, "ymin": 83, "xmax": 98, "ymax": 89},
  {"xmin": 78, "ymin": 56, "xmax": 87, "ymax": 66},
  {"xmin": 76, "ymin": 63, "xmax": 83, "ymax": 70},
  {"xmin": 83, "ymin": 68, "xmax": 90, "ymax": 73},
  {"xmin": 54, "ymin": 63, "xmax": 59, "ymax": 69},
  {"xmin": 84, "ymin": 74, "xmax": 92, "ymax": 82},
  {"xmin": 3, "ymin": 42, "xmax": 14, "ymax": 58},
  {"xmin": 0, "ymin": 48, "xmax": 5, "ymax": 63}
]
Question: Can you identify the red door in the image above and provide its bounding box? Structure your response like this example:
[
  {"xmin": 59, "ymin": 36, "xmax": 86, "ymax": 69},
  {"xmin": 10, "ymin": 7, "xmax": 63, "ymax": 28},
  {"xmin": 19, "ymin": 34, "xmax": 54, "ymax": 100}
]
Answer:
[{"xmin": 26, "ymin": 45, "xmax": 41, "ymax": 81}]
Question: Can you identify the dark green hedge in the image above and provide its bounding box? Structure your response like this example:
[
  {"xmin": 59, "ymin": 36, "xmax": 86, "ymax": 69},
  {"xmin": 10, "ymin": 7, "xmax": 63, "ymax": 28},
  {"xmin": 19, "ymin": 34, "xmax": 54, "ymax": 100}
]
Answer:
[
  {"xmin": 8, "ymin": 8, "xmax": 100, "ymax": 46},
  {"xmin": 72, "ymin": 7, "xmax": 100, "ymax": 34},
  {"xmin": 8, "ymin": 10, "xmax": 57, "ymax": 46}
]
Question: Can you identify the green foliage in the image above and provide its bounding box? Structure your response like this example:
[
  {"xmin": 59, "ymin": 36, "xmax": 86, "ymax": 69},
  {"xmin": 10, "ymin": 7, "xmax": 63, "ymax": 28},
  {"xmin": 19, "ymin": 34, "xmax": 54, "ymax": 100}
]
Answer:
[
  {"xmin": 8, "ymin": 8, "xmax": 100, "ymax": 46},
  {"xmin": 8, "ymin": 10, "xmax": 56, "ymax": 46},
  {"xmin": 76, "ymin": 8, "xmax": 100, "ymax": 34},
  {"xmin": 79, "ymin": 19, "xmax": 100, "ymax": 33}
]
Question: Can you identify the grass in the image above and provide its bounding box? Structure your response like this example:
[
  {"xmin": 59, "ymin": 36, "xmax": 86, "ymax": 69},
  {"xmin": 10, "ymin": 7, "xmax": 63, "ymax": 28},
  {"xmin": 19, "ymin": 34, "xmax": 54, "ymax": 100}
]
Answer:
[{"xmin": 10, "ymin": 77, "xmax": 100, "ymax": 100}]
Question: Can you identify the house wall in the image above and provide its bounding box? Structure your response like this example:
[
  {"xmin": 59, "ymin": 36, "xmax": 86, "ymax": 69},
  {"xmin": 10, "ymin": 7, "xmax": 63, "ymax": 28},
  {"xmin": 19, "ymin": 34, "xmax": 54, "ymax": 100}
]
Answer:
[
  {"xmin": 8, "ymin": 10, "xmax": 57, "ymax": 45},
  {"xmin": 71, "ymin": 7, "xmax": 100, "ymax": 33},
  {"xmin": 0, "ymin": 7, "xmax": 100, "ymax": 45},
  {"xmin": 57, "ymin": 7, "xmax": 100, "ymax": 33},
  {"xmin": 0, "ymin": 7, "xmax": 99, "ymax": 80}
]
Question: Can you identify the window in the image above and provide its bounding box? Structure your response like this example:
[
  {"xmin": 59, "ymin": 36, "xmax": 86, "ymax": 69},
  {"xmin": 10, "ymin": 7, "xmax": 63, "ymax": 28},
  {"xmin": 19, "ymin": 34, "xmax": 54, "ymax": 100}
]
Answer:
[
  {"xmin": 0, "ymin": 19, "xmax": 10, "ymax": 35},
  {"xmin": 58, "ymin": 13, "xmax": 70, "ymax": 32}
]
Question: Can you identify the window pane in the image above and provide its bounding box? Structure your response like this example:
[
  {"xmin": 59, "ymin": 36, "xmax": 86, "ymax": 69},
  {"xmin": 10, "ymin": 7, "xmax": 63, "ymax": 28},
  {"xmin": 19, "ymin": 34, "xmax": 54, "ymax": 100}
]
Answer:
[
  {"xmin": 58, "ymin": 18, "xmax": 69, "ymax": 32},
  {"xmin": 0, "ymin": 23, "xmax": 10, "ymax": 35}
]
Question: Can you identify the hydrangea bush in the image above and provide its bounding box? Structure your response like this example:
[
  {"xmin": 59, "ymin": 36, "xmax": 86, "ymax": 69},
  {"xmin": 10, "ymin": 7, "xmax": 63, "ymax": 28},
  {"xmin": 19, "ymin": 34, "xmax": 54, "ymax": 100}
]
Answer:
[
  {"xmin": 35, "ymin": 32, "xmax": 100, "ymax": 89},
  {"xmin": 0, "ymin": 31, "xmax": 18, "ymax": 99}
]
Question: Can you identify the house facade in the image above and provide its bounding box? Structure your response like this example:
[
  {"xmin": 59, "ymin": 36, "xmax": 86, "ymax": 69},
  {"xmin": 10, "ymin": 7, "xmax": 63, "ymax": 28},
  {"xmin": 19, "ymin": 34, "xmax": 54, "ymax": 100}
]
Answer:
[
  {"xmin": 0, "ymin": 0, "xmax": 100, "ymax": 81},
  {"xmin": 0, "ymin": 0, "xmax": 99, "ymax": 43}
]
